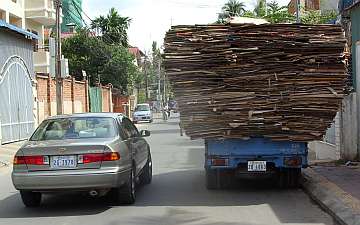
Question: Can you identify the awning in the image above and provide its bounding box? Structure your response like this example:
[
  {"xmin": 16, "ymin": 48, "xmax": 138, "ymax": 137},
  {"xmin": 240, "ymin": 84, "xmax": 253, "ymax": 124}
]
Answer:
[{"xmin": 0, "ymin": 20, "xmax": 39, "ymax": 40}]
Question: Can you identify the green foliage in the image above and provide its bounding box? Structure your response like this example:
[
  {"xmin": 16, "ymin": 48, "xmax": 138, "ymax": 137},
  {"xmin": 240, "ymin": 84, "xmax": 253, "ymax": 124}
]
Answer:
[
  {"xmin": 62, "ymin": 29, "xmax": 138, "ymax": 93},
  {"xmin": 217, "ymin": 0, "xmax": 246, "ymax": 23},
  {"xmin": 265, "ymin": 1, "xmax": 295, "ymax": 23},
  {"xmin": 243, "ymin": 10, "xmax": 256, "ymax": 18},
  {"xmin": 254, "ymin": 0, "xmax": 267, "ymax": 17},
  {"xmin": 62, "ymin": 29, "xmax": 109, "ymax": 83},
  {"xmin": 300, "ymin": 10, "xmax": 338, "ymax": 24},
  {"xmin": 101, "ymin": 46, "xmax": 138, "ymax": 92},
  {"xmin": 216, "ymin": 0, "xmax": 337, "ymax": 24},
  {"xmin": 137, "ymin": 89, "xmax": 147, "ymax": 104},
  {"xmin": 91, "ymin": 8, "xmax": 131, "ymax": 47}
]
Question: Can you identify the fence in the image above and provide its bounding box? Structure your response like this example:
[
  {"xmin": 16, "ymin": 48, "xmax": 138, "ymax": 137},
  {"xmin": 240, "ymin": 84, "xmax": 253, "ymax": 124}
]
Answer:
[{"xmin": 35, "ymin": 74, "xmax": 112, "ymax": 125}]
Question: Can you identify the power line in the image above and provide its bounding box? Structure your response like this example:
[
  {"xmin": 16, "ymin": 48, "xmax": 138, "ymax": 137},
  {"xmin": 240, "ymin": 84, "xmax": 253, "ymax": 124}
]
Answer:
[{"xmin": 69, "ymin": 0, "xmax": 117, "ymax": 45}]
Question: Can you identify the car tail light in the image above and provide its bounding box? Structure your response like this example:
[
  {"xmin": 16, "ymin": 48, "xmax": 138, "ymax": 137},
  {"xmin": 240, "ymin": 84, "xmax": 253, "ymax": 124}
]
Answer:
[
  {"xmin": 78, "ymin": 152, "xmax": 120, "ymax": 164},
  {"xmin": 102, "ymin": 152, "xmax": 120, "ymax": 161},
  {"xmin": 13, "ymin": 156, "xmax": 49, "ymax": 165}
]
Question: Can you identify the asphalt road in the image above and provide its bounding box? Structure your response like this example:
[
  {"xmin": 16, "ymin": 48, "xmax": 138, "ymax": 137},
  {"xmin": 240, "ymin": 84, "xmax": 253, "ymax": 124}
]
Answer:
[{"xmin": 0, "ymin": 115, "xmax": 337, "ymax": 225}]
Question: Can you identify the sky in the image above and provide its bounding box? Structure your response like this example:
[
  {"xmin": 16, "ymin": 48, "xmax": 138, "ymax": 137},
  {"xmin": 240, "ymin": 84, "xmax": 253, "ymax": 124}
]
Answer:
[{"xmin": 83, "ymin": 0, "xmax": 290, "ymax": 52}]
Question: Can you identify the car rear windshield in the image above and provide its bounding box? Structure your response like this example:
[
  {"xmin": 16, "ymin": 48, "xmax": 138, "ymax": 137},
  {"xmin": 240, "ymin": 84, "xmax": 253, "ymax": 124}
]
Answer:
[
  {"xmin": 30, "ymin": 117, "xmax": 117, "ymax": 141},
  {"xmin": 135, "ymin": 105, "xmax": 150, "ymax": 111}
]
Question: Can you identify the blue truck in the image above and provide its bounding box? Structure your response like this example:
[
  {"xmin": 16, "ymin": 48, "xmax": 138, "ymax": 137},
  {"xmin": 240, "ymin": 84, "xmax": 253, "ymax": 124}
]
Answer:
[{"xmin": 204, "ymin": 138, "xmax": 308, "ymax": 189}]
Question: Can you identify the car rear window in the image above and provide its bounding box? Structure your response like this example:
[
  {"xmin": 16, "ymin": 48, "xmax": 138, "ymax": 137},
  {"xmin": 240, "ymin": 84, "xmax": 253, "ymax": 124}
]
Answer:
[
  {"xmin": 135, "ymin": 105, "xmax": 150, "ymax": 111},
  {"xmin": 30, "ymin": 117, "xmax": 117, "ymax": 141}
]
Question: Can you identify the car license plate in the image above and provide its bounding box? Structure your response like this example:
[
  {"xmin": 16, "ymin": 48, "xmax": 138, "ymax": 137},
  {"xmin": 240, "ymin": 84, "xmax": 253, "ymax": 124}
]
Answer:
[
  {"xmin": 51, "ymin": 155, "xmax": 77, "ymax": 169},
  {"xmin": 248, "ymin": 161, "xmax": 266, "ymax": 172}
]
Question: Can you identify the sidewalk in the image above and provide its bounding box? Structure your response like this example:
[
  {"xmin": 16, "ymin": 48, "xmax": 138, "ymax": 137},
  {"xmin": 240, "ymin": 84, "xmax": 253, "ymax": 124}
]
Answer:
[
  {"xmin": 0, "ymin": 141, "xmax": 24, "ymax": 168},
  {"xmin": 301, "ymin": 162, "xmax": 360, "ymax": 225}
]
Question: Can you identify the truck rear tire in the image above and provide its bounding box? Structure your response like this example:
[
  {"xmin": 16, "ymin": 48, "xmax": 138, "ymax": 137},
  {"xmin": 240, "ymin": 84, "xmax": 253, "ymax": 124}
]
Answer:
[
  {"xmin": 278, "ymin": 168, "xmax": 301, "ymax": 188},
  {"xmin": 206, "ymin": 168, "xmax": 219, "ymax": 190},
  {"xmin": 289, "ymin": 168, "xmax": 301, "ymax": 188}
]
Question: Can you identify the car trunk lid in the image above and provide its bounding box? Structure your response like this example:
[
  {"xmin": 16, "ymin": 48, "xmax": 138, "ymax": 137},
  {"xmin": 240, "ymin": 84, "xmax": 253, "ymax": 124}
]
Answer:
[{"xmin": 20, "ymin": 139, "xmax": 112, "ymax": 171}]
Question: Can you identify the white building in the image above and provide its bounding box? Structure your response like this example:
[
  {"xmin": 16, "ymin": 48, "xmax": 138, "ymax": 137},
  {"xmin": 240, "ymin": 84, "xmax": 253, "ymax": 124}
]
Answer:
[{"xmin": 0, "ymin": 0, "xmax": 57, "ymax": 73}]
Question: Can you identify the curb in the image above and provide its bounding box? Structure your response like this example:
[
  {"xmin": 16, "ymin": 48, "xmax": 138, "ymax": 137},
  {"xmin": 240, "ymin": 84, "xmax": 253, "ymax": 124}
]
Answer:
[{"xmin": 301, "ymin": 168, "xmax": 360, "ymax": 225}]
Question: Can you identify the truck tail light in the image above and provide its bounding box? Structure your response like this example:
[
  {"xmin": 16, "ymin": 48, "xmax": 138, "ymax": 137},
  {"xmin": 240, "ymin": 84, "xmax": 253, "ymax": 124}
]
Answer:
[
  {"xmin": 78, "ymin": 152, "xmax": 120, "ymax": 164},
  {"xmin": 284, "ymin": 157, "xmax": 302, "ymax": 167},
  {"xmin": 211, "ymin": 158, "xmax": 228, "ymax": 166},
  {"xmin": 13, "ymin": 156, "xmax": 49, "ymax": 165}
]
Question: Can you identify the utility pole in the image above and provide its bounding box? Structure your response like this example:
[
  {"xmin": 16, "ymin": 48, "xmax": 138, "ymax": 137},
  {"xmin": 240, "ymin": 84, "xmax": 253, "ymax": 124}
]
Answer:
[
  {"xmin": 55, "ymin": 0, "xmax": 63, "ymax": 115},
  {"xmin": 144, "ymin": 56, "xmax": 149, "ymax": 100},
  {"xmin": 296, "ymin": 0, "xmax": 300, "ymax": 23},
  {"xmin": 158, "ymin": 59, "xmax": 162, "ymax": 109},
  {"xmin": 163, "ymin": 72, "xmax": 166, "ymax": 106}
]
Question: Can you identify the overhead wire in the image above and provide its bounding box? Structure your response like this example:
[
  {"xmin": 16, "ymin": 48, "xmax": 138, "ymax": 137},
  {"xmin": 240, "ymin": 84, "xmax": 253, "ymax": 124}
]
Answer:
[{"xmin": 69, "ymin": 0, "xmax": 117, "ymax": 45}]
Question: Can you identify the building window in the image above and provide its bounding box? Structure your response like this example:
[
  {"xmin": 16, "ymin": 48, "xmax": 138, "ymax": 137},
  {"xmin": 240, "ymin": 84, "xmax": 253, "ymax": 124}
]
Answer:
[
  {"xmin": 0, "ymin": 10, "xmax": 6, "ymax": 21},
  {"xmin": 9, "ymin": 13, "xmax": 22, "ymax": 28}
]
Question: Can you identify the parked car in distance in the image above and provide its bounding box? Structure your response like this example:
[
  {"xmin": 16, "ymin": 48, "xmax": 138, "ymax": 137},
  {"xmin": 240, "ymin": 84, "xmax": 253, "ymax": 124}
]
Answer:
[
  {"xmin": 133, "ymin": 103, "xmax": 153, "ymax": 123},
  {"xmin": 12, "ymin": 113, "xmax": 152, "ymax": 207}
]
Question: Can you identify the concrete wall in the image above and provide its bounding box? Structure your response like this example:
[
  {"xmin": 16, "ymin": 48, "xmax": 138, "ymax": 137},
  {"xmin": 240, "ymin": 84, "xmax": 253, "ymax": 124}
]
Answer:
[
  {"xmin": 310, "ymin": 113, "xmax": 341, "ymax": 161},
  {"xmin": 308, "ymin": 141, "xmax": 338, "ymax": 160},
  {"xmin": 340, "ymin": 93, "xmax": 358, "ymax": 160}
]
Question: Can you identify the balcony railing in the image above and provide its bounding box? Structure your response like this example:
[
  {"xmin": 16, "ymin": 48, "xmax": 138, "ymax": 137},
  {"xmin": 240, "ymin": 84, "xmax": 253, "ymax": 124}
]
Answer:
[{"xmin": 25, "ymin": 0, "xmax": 56, "ymax": 26}]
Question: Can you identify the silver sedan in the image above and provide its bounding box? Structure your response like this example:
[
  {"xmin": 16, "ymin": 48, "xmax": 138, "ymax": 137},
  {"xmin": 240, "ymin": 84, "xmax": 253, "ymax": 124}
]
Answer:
[{"xmin": 12, "ymin": 113, "xmax": 152, "ymax": 207}]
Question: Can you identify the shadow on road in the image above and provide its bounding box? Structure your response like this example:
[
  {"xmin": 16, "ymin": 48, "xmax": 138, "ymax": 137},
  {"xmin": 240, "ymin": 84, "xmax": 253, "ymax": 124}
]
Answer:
[
  {"xmin": 0, "ymin": 170, "xmax": 333, "ymax": 224},
  {"xmin": 0, "ymin": 192, "xmax": 111, "ymax": 218},
  {"xmin": 134, "ymin": 169, "xmax": 332, "ymax": 224},
  {"xmin": 122, "ymin": 208, "xmax": 253, "ymax": 225}
]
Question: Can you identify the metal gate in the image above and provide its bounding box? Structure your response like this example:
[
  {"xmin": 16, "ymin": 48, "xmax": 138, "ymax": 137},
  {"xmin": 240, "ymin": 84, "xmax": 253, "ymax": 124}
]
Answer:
[
  {"xmin": 0, "ymin": 56, "xmax": 35, "ymax": 144},
  {"xmin": 89, "ymin": 87, "xmax": 103, "ymax": 112}
]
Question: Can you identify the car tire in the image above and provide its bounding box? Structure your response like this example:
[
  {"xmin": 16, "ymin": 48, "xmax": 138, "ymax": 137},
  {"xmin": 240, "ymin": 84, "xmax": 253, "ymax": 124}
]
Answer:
[
  {"xmin": 205, "ymin": 168, "xmax": 219, "ymax": 190},
  {"xmin": 149, "ymin": 119, "xmax": 153, "ymax": 123},
  {"xmin": 115, "ymin": 168, "xmax": 136, "ymax": 205},
  {"xmin": 133, "ymin": 121, "xmax": 137, "ymax": 124},
  {"xmin": 140, "ymin": 154, "xmax": 152, "ymax": 185},
  {"xmin": 20, "ymin": 190, "xmax": 41, "ymax": 207}
]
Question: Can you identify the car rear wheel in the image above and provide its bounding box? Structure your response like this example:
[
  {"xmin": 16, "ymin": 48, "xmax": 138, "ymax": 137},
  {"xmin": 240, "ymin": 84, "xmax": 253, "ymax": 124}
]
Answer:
[
  {"xmin": 20, "ymin": 190, "xmax": 41, "ymax": 207},
  {"xmin": 140, "ymin": 154, "xmax": 152, "ymax": 185},
  {"xmin": 114, "ymin": 168, "xmax": 136, "ymax": 204}
]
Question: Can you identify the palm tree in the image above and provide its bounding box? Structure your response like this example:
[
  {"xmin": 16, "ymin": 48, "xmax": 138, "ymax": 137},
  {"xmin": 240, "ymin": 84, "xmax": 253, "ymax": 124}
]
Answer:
[
  {"xmin": 91, "ymin": 8, "xmax": 131, "ymax": 47},
  {"xmin": 221, "ymin": 0, "xmax": 246, "ymax": 17},
  {"xmin": 267, "ymin": 0, "xmax": 280, "ymax": 15},
  {"xmin": 217, "ymin": 0, "xmax": 246, "ymax": 23},
  {"xmin": 254, "ymin": 0, "xmax": 267, "ymax": 17}
]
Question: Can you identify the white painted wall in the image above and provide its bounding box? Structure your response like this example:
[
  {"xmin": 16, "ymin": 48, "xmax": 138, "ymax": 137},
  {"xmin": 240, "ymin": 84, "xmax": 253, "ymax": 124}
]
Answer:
[
  {"xmin": 0, "ymin": 0, "xmax": 25, "ymax": 28},
  {"xmin": 340, "ymin": 93, "xmax": 358, "ymax": 160}
]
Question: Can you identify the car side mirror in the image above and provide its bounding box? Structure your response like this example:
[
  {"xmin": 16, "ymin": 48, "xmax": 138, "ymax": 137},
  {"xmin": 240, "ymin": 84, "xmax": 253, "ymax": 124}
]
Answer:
[{"xmin": 140, "ymin": 130, "xmax": 150, "ymax": 137}]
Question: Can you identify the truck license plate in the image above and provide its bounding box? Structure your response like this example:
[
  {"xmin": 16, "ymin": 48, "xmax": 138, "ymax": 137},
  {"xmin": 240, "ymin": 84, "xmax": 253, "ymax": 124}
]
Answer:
[
  {"xmin": 248, "ymin": 161, "xmax": 266, "ymax": 172},
  {"xmin": 51, "ymin": 156, "xmax": 77, "ymax": 169}
]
